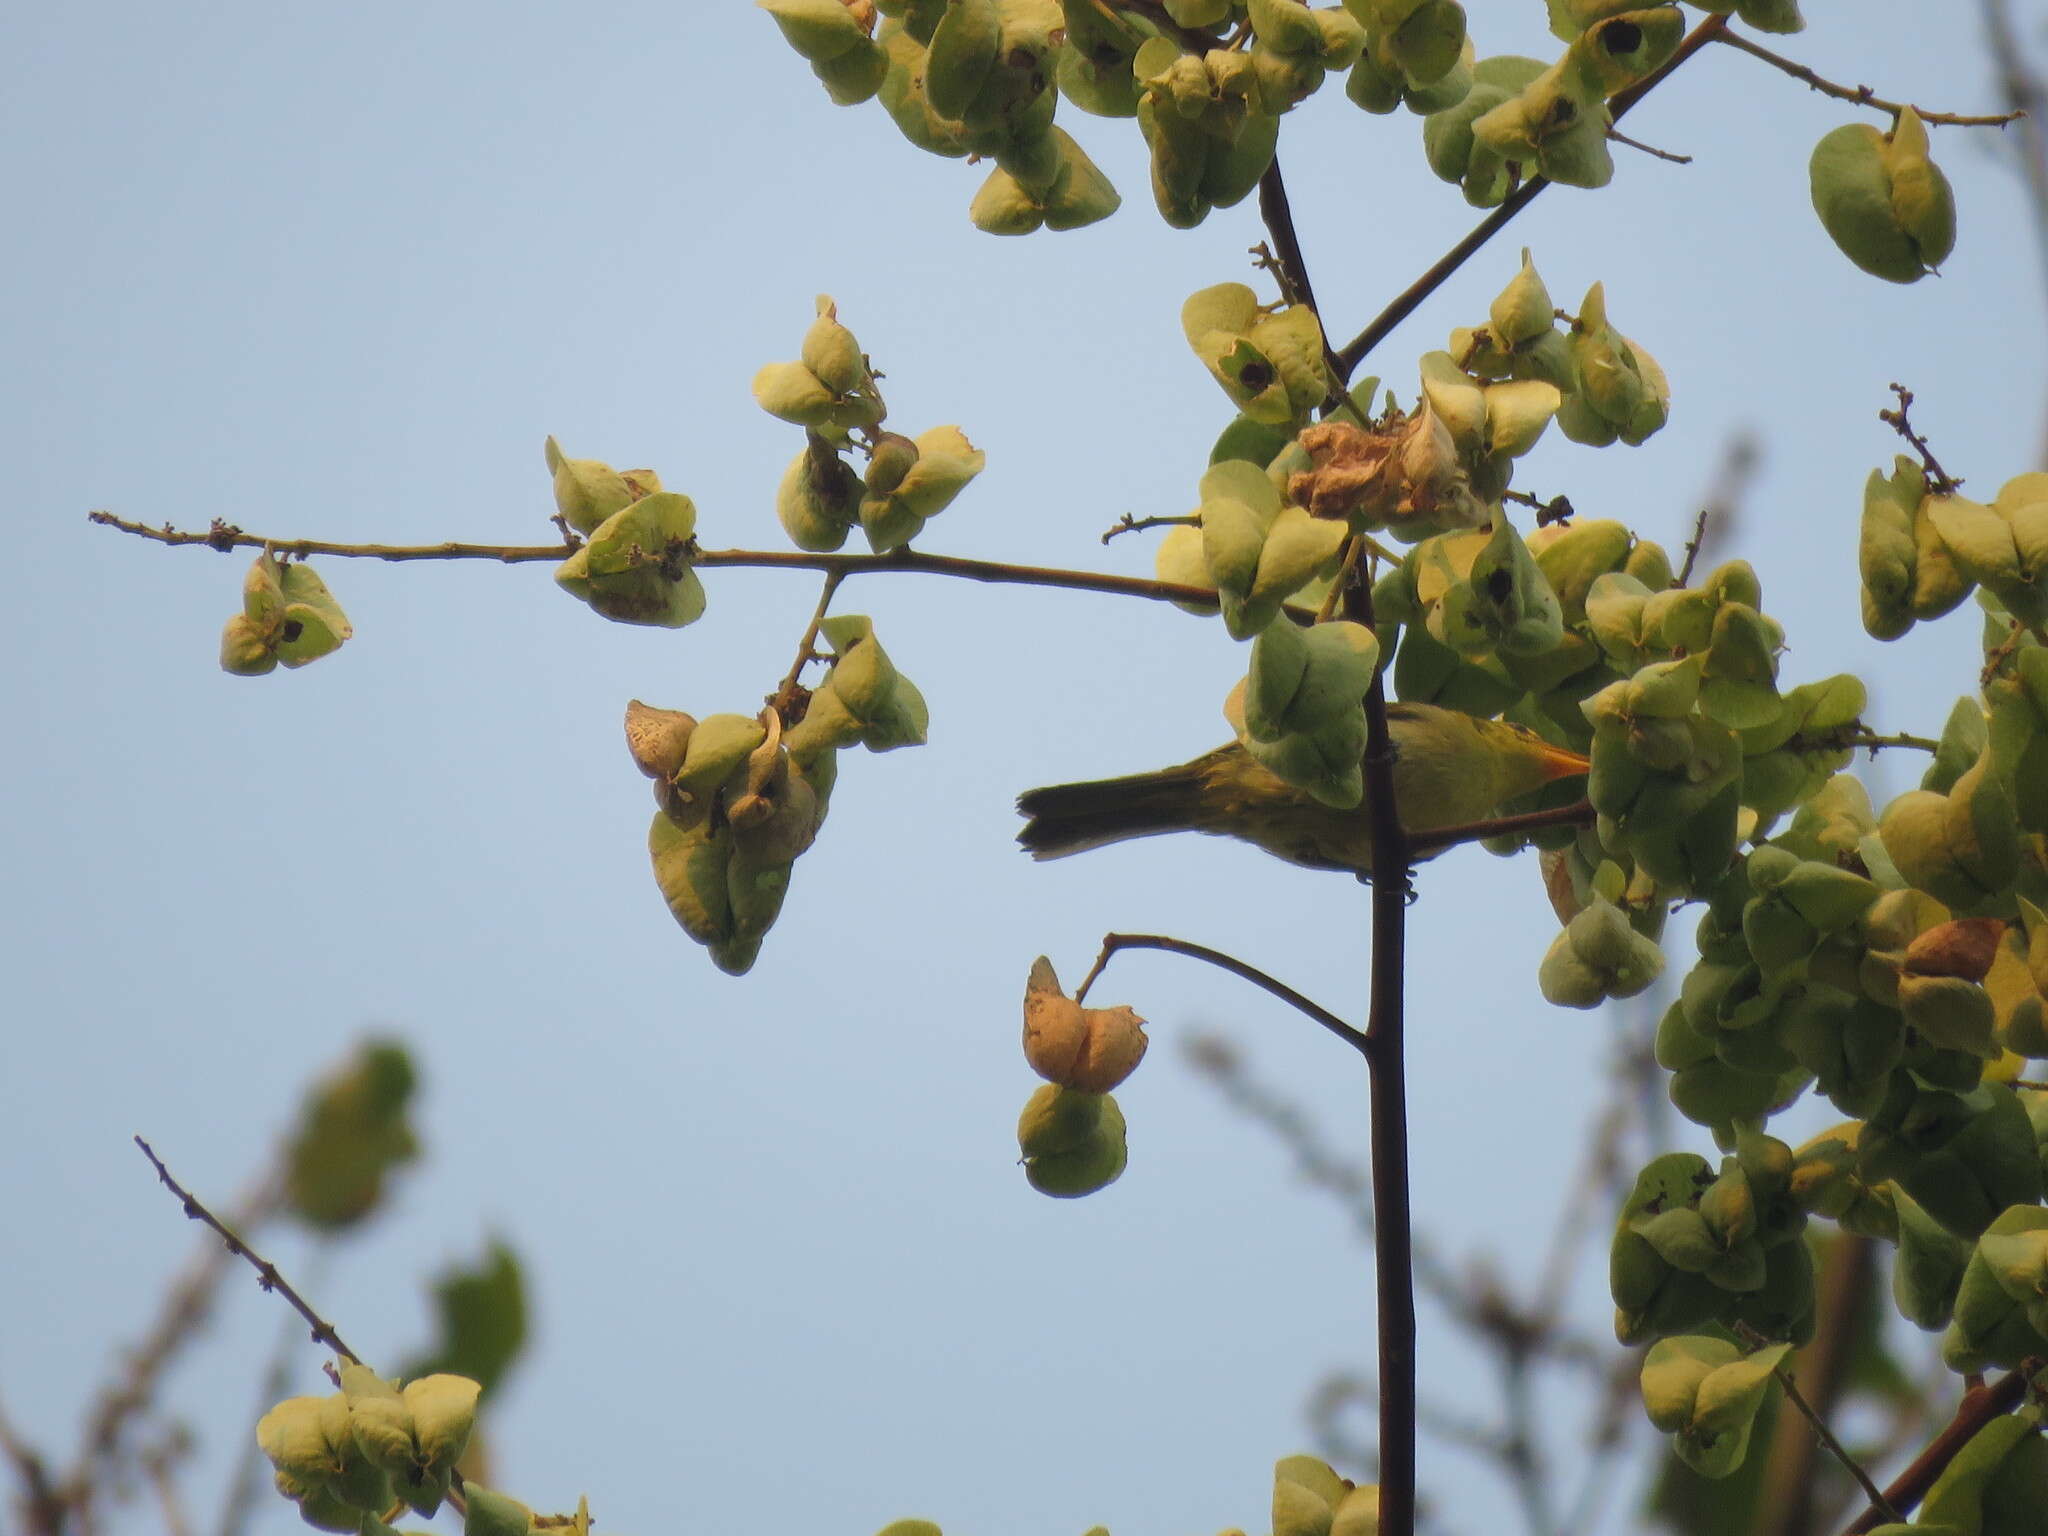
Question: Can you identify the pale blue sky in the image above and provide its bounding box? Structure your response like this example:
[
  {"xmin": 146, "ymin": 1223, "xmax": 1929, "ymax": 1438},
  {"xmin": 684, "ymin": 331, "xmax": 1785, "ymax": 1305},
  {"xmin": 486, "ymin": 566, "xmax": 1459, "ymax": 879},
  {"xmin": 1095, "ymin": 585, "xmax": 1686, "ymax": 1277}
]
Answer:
[{"xmin": 3, "ymin": 5, "xmax": 2042, "ymax": 1535}]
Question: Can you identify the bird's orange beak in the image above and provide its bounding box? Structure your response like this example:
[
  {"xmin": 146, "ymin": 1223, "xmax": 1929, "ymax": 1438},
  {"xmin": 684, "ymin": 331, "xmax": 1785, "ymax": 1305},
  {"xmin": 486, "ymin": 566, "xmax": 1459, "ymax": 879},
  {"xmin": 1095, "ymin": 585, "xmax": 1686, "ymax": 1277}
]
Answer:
[{"xmin": 1533, "ymin": 741, "xmax": 1592, "ymax": 782}]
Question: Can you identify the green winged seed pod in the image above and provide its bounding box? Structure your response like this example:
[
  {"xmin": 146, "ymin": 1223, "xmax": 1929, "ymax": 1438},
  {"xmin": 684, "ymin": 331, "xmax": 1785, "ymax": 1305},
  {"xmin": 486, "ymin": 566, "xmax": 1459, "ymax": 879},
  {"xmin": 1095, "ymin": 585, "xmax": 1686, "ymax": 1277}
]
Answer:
[
  {"xmin": 1223, "ymin": 674, "xmax": 1372, "ymax": 809},
  {"xmin": 1488, "ymin": 250, "xmax": 1554, "ymax": 349},
  {"xmin": 1879, "ymin": 747, "xmax": 2022, "ymax": 914},
  {"xmin": 463, "ymin": 1485, "xmax": 537, "ymax": 1536},
  {"xmin": 1242, "ymin": 617, "xmax": 1379, "ymax": 742},
  {"xmin": 1562, "ymin": 8, "xmax": 1684, "ymax": 98},
  {"xmin": 1343, "ymin": 0, "xmax": 1468, "ymax": 99},
  {"xmin": 1927, "ymin": 476, "xmax": 2048, "ymax": 628},
  {"xmin": 878, "ymin": 23, "xmax": 973, "ymax": 156},
  {"xmin": 1470, "ymin": 61, "xmax": 1613, "ymax": 189},
  {"xmin": 1183, "ymin": 284, "xmax": 1332, "ymax": 427},
  {"xmin": 1557, "ymin": 282, "xmax": 1670, "ymax": 447},
  {"xmin": 1809, "ymin": 107, "xmax": 1956, "ymax": 284},
  {"xmin": 553, "ymin": 491, "xmax": 706, "ymax": 628},
  {"xmin": 1893, "ymin": 1184, "xmax": 1973, "ymax": 1329},
  {"xmin": 401, "ymin": 1375, "xmax": 480, "ymax": 1477},
  {"xmin": 256, "ymin": 1396, "xmax": 351, "ymax": 1488},
  {"xmin": 801, "ymin": 298, "xmax": 868, "ymax": 395},
  {"xmin": 1195, "ymin": 458, "xmax": 1346, "ymax": 639},
  {"xmin": 777, "ymin": 438, "xmax": 865, "ymax": 552},
  {"xmin": 1539, "ymin": 896, "xmax": 1665, "ymax": 1007},
  {"xmin": 543, "ymin": 436, "xmax": 655, "ymax": 535},
  {"xmin": 759, "ymin": 0, "xmax": 873, "ymax": 62},
  {"xmin": 923, "ymin": 0, "xmax": 1001, "ymax": 119},
  {"xmin": 785, "ymin": 615, "xmax": 930, "ymax": 759},
  {"xmin": 221, "ymin": 552, "xmax": 354, "ymax": 676},
  {"xmin": 1017, "ymin": 1084, "xmax": 1128, "ymax": 1197},
  {"xmin": 1640, "ymin": 1336, "xmax": 1790, "ymax": 1479},
  {"xmin": 650, "ymin": 814, "xmax": 734, "ymax": 947},
  {"xmin": 855, "ymin": 424, "xmax": 985, "ymax": 552},
  {"xmin": 1943, "ymin": 1205, "xmax": 2048, "ymax": 1371},
  {"xmin": 1421, "ymin": 58, "xmax": 1542, "ymax": 206},
  {"xmin": 970, "ymin": 127, "xmax": 1121, "ymax": 233},
  {"xmin": 1529, "ymin": 518, "xmax": 1630, "ymax": 622}
]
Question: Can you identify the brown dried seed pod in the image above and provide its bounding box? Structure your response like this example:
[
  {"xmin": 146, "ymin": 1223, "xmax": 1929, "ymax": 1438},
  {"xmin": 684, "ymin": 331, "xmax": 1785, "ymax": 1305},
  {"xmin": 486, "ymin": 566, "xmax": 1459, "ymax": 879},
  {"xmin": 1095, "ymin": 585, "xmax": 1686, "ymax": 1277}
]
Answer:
[
  {"xmin": 1021, "ymin": 956, "xmax": 1149, "ymax": 1093},
  {"xmin": 1903, "ymin": 917, "xmax": 2007, "ymax": 982}
]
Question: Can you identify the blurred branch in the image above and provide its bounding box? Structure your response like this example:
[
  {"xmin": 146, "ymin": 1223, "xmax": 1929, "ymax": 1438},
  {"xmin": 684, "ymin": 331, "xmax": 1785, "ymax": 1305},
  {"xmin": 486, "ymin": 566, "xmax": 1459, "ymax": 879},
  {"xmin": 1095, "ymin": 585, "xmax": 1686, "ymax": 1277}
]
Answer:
[
  {"xmin": 1713, "ymin": 30, "xmax": 2024, "ymax": 125},
  {"xmin": 58, "ymin": 1167, "xmax": 284, "ymax": 1534},
  {"xmin": 1675, "ymin": 430, "xmax": 1760, "ymax": 586},
  {"xmin": 1980, "ymin": 0, "xmax": 2048, "ymax": 464},
  {"xmin": 0, "ymin": 1386, "xmax": 68, "ymax": 1536}
]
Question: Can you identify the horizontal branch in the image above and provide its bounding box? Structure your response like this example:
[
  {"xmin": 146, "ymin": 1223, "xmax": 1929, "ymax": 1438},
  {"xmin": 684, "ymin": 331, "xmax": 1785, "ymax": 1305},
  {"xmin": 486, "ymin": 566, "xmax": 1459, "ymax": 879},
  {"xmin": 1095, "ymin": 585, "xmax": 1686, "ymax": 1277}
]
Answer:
[
  {"xmin": 87, "ymin": 509, "xmax": 1309, "ymax": 619},
  {"xmin": 87, "ymin": 510, "xmax": 578, "ymax": 563},
  {"xmin": 1409, "ymin": 800, "xmax": 1596, "ymax": 856},
  {"xmin": 1715, "ymin": 30, "xmax": 2026, "ymax": 126}
]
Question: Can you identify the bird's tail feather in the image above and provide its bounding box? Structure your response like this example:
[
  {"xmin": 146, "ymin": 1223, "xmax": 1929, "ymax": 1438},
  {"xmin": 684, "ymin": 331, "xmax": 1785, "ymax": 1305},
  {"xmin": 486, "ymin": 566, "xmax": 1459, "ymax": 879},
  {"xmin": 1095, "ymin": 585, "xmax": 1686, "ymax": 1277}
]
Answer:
[{"xmin": 1015, "ymin": 763, "xmax": 1207, "ymax": 860}]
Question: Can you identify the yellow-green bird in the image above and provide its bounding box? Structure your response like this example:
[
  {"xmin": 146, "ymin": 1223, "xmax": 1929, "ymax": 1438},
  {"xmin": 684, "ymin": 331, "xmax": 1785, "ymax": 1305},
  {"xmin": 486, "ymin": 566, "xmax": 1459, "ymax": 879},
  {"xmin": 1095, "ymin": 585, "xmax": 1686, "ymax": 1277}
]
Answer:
[{"xmin": 1016, "ymin": 703, "xmax": 1590, "ymax": 875}]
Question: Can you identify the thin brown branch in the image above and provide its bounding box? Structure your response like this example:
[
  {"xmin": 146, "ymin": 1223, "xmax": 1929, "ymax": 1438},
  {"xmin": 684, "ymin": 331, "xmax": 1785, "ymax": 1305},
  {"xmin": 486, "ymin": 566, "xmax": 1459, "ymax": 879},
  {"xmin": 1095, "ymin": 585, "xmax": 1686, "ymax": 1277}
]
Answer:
[
  {"xmin": 87, "ymin": 511, "xmax": 578, "ymax": 563},
  {"xmin": 0, "ymin": 1386, "xmax": 67, "ymax": 1536},
  {"xmin": 1675, "ymin": 508, "xmax": 1712, "ymax": 588},
  {"xmin": 1755, "ymin": 1237, "xmax": 1881, "ymax": 1536},
  {"xmin": 1737, "ymin": 1319, "xmax": 1899, "ymax": 1529},
  {"xmin": 1838, "ymin": 728, "xmax": 1942, "ymax": 754},
  {"xmin": 1714, "ymin": 29, "xmax": 2025, "ymax": 127},
  {"xmin": 1408, "ymin": 801, "xmax": 1595, "ymax": 856},
  {"xmin": 1332, "ymin": 15, "xmax": 1732, "ymax": 378},
  {"xmin": 769, "ymin": 570, "xmax": 843, "ymax": 720},
  {"xmin": 1840, "ymin": 1369, "xmax": 2030, "ymax": 1534},
  {"xmin": 87, "ymin": 510, "xmax": 1316, "ymax": 621},
  {"xmin": 1879, "ymin": 383, "xmax": 1963, "ymax": 494},
  {"xmin": 1074, "ymin": 933, "xmax": 1367, "ymax": 1053},
  {"xmin": 1605, "ymin": 127, "xmax": 1691, "ymax": 164},
  {"xmin": 1100, "ymin": 513, "xmax": 1200, "ymax": 546},
  {"xmin": 133, "ymin": 1139, "xmax": 359, "ymax": 1366}
]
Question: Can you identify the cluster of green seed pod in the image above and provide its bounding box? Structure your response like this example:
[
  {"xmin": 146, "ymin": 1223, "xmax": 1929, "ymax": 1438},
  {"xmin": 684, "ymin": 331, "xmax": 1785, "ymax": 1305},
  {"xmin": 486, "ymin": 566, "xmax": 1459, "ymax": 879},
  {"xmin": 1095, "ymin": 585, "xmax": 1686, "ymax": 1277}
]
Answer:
[
  {"xmin": 633, "ymin": 623, "xmax": 926, "ymax": 975},
  {"xmin": 256, "ymin": 1366, "xmax": 479, "ymax": 1530},
  {"xmin": 1016, "ymin": 958, "xmax": 1145, "ymax": 1196},
  {"xmin": 546, "ymin": 439, "xmax": 706, "ymax": 629},
  {"xmin": 1810, "ymin": 107, "xmax": 1956, "ymax": 284},
  {"xmin": 1611, "ymin": 1132, "xmax": 1817, "ymax": 1349},
  {"xmin": 221, "ymin": 550, "xmax": 353, "ymax": 675},
  {"xmin": 1860, "ymin": 461, "xmax": 2048, "ymax": 639},
  {"xmin": 1344, "ymin": 0, "xmax": 1469, "ymax": 114},
  {"xmin": 1225, "ymin": 617, "xmax": 1381, "ymax": 808},
  {"xmin": 1602, "ymin": 576, "xmax": 2048, "ymax": 1476},
  {"xmin": 760, "ymin": 298, "xmax": 985, "ymax": 554}
]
